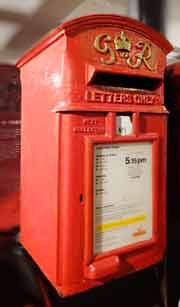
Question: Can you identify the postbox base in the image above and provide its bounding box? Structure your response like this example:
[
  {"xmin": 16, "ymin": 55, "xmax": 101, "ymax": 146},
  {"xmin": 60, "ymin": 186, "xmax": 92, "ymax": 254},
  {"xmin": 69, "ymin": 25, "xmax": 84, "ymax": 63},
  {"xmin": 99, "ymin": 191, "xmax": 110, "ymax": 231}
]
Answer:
[{"xmin": 53, "ymin": 248, "xmax": 164, "ymax": 297}]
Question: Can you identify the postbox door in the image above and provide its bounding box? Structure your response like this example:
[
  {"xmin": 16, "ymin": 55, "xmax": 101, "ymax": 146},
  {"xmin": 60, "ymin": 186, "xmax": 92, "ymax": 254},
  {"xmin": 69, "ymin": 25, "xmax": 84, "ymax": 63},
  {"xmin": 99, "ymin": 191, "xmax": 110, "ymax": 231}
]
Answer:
[
  {"xmin": 58, "ymin": 111, "xmax": 166, "ymax": 289},
  {"xmin": 84, "ymin": 113, "xmax": 161, "ymax": 280}
]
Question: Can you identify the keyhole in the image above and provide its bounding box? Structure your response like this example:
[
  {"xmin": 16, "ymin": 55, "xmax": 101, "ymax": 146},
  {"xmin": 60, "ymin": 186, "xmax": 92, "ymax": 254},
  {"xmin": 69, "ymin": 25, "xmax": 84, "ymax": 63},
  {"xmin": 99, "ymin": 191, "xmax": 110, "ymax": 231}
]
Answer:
[{"xmin": 80, "ymin": 194, "xmax": 83, "ymax": 202}]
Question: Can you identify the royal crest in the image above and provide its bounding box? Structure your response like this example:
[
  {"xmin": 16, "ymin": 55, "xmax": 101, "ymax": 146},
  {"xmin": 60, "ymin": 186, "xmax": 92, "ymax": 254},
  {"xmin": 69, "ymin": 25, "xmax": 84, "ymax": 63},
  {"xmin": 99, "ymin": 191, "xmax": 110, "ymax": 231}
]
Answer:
[
  {"xmin": 94, "ymin": 31, "xmax": 154, "ymax": 71},
  {"xmin": 114, "ymin": 32, "xmax": 132, "ymax": 52}
]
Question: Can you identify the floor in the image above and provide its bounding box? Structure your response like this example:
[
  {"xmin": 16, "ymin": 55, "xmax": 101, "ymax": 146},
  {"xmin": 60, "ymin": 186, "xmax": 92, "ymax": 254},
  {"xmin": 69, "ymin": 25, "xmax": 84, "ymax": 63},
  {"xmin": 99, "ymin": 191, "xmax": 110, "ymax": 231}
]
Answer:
[{"xmin": 0, "ymin": 249, "xmax": 164, "ymax": 307}]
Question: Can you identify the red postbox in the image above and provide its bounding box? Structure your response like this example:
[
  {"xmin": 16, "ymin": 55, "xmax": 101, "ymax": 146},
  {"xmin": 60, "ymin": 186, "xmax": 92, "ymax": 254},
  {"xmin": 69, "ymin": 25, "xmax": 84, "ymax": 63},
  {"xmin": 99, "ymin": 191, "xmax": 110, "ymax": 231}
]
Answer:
[{"xmin": 17, "ymin": 15, "xmax": 172, "ymax": 297}]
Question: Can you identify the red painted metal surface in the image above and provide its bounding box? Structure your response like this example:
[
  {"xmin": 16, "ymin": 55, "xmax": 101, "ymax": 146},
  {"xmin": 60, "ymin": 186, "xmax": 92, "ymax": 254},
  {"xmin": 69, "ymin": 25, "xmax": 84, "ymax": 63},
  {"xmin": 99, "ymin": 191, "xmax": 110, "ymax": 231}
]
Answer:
[
  {"xmin": 17, "ymin": 14, "xmax": 172, "ymax": 297},
  {"xmin": 0, "ymin": 64, "xmax": 20, "ymax": 232}
]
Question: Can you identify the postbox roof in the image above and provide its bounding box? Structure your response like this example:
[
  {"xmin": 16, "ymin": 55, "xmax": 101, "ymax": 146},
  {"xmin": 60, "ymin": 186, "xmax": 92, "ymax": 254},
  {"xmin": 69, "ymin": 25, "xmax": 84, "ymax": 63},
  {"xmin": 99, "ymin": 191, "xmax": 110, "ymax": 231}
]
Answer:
[{"xmin": 17, "ymin": 14, "xmax": 172, "ymax": 67}]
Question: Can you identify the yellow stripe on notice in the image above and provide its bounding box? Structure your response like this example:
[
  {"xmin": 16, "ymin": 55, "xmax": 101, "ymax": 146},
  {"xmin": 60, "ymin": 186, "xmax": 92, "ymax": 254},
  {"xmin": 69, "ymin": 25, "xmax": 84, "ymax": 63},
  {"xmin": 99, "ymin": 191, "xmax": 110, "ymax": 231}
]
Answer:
[{"xmin": 96, "ymin": 214, "xmax": 146, "ymax": 233}]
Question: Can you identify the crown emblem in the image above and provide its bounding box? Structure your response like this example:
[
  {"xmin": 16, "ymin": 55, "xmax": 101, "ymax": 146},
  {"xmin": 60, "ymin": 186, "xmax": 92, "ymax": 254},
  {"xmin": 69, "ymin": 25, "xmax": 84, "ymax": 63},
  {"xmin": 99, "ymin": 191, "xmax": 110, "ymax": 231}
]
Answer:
[{"xmin": 114, "ymin": 32, "xmax": 132, "ymax": 52}]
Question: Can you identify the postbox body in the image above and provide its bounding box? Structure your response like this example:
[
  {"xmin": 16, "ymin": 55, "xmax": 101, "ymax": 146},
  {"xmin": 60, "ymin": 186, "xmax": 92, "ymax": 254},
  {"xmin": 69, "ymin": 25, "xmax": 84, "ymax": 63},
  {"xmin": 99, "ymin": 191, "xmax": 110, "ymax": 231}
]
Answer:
[
  {"xmin": 17, "ymin": 15, "xmax": 172, "ymax": 296},
  {"xmin": 0, "ymin": 65, "xmax": 20, "ymax": 232}
]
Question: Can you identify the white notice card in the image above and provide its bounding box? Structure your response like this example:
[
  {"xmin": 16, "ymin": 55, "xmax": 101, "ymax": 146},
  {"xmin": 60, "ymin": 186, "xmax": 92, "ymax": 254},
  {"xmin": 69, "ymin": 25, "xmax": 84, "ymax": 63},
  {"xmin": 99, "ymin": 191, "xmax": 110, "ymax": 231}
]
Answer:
[{"xmin": 93, "ymin": 142, "xmax": 153, "ymax": 254}]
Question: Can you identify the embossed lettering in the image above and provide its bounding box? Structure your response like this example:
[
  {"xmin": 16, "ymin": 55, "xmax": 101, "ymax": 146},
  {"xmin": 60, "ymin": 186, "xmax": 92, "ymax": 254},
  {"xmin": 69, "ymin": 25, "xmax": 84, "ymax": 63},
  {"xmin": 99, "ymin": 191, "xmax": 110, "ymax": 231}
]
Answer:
[
  {"xmin": 73, "ymin": 126, "xmax": 105, "ymax": 135},
  {"xmin": 85, "ymin": 89, "xmax": 160, "ymax": 105},
  {"xmin": 94, "ymin": 34, "xmax": 116, "ymax": 65},
  {"xmin": 94, "ymin": 32, "xmax": 155, "ymax": 71},
  {"xmin": 127, "ymin": 41, "xmax": 154, "ymax": 71}
]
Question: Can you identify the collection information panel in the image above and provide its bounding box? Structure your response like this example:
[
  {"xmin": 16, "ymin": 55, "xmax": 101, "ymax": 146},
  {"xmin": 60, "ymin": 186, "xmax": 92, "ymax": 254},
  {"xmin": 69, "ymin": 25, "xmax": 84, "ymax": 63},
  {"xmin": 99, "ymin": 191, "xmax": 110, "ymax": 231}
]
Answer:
[{"xmin": 93, "ymin": 142, "xmax": 153, "ymax": 254}]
